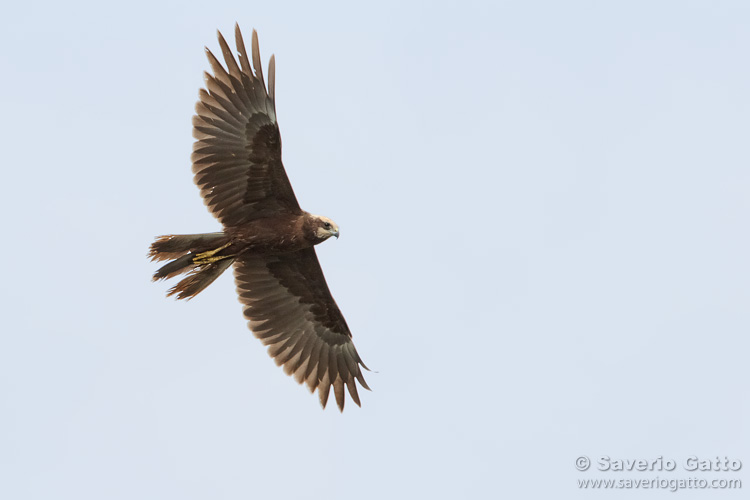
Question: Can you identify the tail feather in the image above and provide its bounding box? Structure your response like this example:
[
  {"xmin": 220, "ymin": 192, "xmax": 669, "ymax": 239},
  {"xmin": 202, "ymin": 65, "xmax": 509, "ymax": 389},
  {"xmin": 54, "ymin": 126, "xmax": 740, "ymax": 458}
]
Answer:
[
  {"xmin": 149, "ymin": 232, "xmax": 235, "ymax": 300},
  {"xmin": 167, "ymin": 259, "xmax": 235, "ymax": 300},
  {"xmin": 152, "ymin": 254, "xmax": 196, "ymax": 281},
  {"xmin": 148, "ymin": 233, "xmax": 227, "ymax": 261}
]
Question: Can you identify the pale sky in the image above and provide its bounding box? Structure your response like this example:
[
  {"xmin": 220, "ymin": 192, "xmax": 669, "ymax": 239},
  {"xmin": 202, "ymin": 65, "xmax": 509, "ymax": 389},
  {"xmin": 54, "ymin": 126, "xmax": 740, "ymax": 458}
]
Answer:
[{"xmin": 1, "ymin": 1, "xmax": 748, "ymax": 498}]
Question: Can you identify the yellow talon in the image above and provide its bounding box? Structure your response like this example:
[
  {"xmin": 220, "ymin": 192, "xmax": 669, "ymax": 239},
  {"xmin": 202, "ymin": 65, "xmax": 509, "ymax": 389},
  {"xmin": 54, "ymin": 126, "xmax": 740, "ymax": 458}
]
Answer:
[
  {"xmin": 193, "ymin": 242, "xmax": 232, "ymax": 264},
  {"xmin": 194, "ymin": 255, "xmax": 231, "ymax": 264}
]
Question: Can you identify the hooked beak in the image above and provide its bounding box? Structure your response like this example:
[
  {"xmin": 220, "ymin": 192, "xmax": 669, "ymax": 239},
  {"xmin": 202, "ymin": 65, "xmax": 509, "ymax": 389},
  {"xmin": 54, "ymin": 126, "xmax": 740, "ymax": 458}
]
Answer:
[{"xmin": 332, "ymin": 229, "xmax": 340, "ymax": 239}]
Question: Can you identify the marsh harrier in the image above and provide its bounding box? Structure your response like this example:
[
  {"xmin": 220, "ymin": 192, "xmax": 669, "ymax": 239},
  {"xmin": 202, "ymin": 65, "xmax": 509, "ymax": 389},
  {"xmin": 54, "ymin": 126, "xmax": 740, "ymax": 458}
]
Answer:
[{"xmin": 149, "ymin": 25, "xmax": 369, "ymax": 411}]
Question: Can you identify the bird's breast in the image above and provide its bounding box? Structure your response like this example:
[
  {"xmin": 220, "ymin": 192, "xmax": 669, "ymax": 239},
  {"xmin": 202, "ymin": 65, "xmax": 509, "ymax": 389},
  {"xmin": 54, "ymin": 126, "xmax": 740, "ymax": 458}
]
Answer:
[{"xmin": 229, "ymin": 216, "xmax": 313, "ymax": 255}]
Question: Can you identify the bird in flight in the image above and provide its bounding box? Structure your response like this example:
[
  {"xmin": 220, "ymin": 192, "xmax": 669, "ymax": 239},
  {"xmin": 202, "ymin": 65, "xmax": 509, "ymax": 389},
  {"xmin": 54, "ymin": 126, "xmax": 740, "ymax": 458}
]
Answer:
[{"xmin": 149, "ymin": 24, "xmax": 369, "ymax": 411}]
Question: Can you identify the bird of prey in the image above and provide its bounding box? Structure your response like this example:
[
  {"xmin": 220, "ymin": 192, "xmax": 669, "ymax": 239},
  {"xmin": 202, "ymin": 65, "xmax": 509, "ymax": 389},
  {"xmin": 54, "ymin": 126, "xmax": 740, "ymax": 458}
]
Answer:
[{"xmin": 149, "ymin": 25, "xmax": 369, "ymax": 411}]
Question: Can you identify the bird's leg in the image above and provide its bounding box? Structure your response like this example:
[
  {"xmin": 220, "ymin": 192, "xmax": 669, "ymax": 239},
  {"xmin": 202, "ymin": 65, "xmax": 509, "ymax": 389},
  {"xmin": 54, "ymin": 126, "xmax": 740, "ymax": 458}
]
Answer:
[{"xmin": 193, "ymin": 242, "xmax": 233, "ymax": 265}]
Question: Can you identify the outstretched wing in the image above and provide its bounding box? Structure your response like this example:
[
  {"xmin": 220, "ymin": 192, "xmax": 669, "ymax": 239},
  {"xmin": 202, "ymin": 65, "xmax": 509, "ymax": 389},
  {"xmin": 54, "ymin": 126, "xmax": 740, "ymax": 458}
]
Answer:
[
  {"xmin": 191, "ymin": 25, "xmax": 301, "ymax": 227},
  {"xmin": 233, "ymin": 249, "xmax": 370, "ymax": 411}
]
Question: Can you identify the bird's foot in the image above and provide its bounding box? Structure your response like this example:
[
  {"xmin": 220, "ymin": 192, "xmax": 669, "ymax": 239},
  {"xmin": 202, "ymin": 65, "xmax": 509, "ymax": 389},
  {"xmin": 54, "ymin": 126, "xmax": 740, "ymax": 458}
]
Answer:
[{"xmin": 193, "ymin": 242, "xmax": 232, "ymax": 265}]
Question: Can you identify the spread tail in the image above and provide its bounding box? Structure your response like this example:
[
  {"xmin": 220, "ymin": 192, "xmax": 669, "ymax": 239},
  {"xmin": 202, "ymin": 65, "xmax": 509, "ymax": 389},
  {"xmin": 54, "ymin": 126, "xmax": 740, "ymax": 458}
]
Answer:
[{"xmin": 149, "ymin": 233, "xmax": 236, "ymax": 300}]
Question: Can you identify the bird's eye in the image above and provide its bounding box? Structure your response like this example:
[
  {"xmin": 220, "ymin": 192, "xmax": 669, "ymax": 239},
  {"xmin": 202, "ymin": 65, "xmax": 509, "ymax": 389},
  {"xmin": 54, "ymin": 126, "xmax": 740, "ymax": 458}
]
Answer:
[{"xmin": 324, "ymin": 222, "xmax": 331, "ymax": 229}]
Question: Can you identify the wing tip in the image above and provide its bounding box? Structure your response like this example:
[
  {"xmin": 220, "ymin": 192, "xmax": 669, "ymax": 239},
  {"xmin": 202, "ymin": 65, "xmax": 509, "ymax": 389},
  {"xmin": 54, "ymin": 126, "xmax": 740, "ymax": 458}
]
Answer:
[{"xmin": 318, "ymin": 382, "xmax": 331, "ymax": 409}]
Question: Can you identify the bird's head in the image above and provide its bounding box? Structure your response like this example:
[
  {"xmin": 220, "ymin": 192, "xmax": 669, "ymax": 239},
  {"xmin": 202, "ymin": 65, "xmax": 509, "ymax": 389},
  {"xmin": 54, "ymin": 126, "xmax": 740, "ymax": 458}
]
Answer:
[{"xmin": 310, "ymin": 215, "xmax": 340, "ymax": 242}]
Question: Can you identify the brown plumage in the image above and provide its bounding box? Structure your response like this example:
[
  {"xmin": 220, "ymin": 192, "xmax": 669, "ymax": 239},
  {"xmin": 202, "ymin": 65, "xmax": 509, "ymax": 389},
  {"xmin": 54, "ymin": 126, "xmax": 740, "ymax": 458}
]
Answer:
[{"xmin": 148, "ymin": 25, "xmax": 369, "ymax": 411}]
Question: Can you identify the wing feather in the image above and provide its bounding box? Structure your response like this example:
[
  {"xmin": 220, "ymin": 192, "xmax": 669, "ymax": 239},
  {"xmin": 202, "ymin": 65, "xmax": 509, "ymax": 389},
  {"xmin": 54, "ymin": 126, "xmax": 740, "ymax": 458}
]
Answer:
[
  {"xmin": 234, "ymin": 24, "xmax": 253, "ymax": 80},
  {"xmin": 333, "ymin": 375, "xmax": 345, "ymax": 412},
  {"xmin": 268, "ymin": 55, "xmax": 276, "ymax": 102},
  {"xmin": 327, "ymin": 346, "xmax": 339, "ymax": 392},
  {"xmin": 216, "ymin": 31, "xmax": 243, "ymax": 83},
  {"xmin": 304, "ymin": 339, "xmax": 323, "ymax": 391},
  {"xmin": 233, "ymin": 249, "xmax": 369, "ymax": 411},
  {"xmin": 251, "ymin": 30, "xmax": 266, "ymax": 92},
  {"xmin": 346, "ymin": 381, "xmax": 361, "ymax": 407},
  {"xmin": 204, "ymin": 74, "xmax": 247, "ymax": 118},
  {"xmin": 281, "ymin": 332, "xmax": 313, "ymax": 375},
  {"xmin": 318, "ymin": 372, "xmax": 331, "ymax": 409},
  {"xmin": 204, "ymin": 49, "xmax": 233, "ymax": 90},
  {"xmin": 192, "ymin": 27, "xmax": 300, "ymax": 227}
]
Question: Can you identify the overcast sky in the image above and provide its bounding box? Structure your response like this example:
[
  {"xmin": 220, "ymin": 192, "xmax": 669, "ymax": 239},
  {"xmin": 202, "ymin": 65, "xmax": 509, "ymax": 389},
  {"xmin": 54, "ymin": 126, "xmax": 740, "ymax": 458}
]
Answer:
[{"xmin": 1, "ymin": 1, "xmax": 748, "ymax": 498}]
